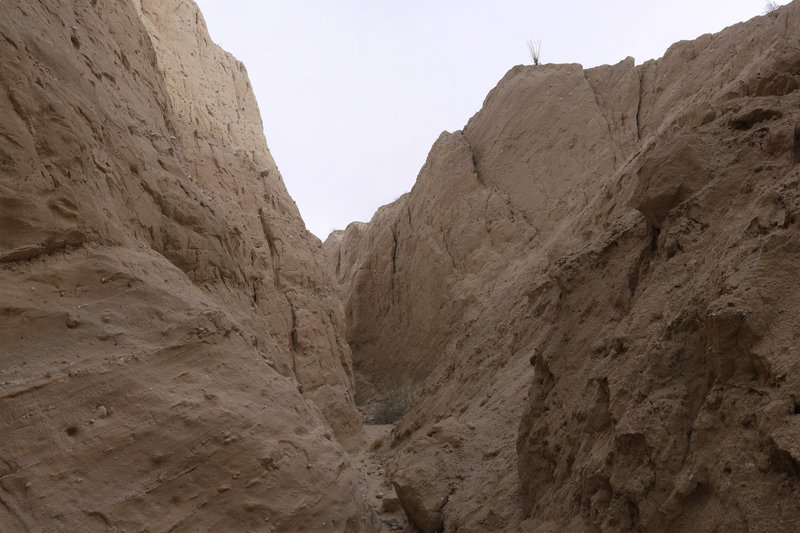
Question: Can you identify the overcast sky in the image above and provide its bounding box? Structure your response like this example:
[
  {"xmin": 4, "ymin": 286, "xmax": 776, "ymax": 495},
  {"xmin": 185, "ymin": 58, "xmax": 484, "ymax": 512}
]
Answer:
[{"xmin": 193, "ymin": 0, "xmax": 780, "ymax": 239}]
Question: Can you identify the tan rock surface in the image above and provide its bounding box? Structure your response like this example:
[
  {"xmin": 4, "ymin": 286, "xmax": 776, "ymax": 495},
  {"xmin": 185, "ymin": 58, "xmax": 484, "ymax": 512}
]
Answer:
[
  {"xmin": 135, "ymin": 0, "xmax": 363, "ymax": 451},
  {"xmin": 326, "ymin": 3, "xmax": 800, "ymax": 532},
  {"xmin": 0, "ymin": 0, "xmax": 370, "ymax": 531}
]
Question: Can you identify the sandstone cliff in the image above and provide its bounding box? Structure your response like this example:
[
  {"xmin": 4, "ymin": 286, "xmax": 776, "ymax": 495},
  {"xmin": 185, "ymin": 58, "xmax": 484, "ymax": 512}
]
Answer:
[
  {"xmin": 0, "ymin": 0, "xmax": 371, "ymax": 531},
  {"xmin": 326, "ymin": 3, "xmax": 800, "ymax": 531}
]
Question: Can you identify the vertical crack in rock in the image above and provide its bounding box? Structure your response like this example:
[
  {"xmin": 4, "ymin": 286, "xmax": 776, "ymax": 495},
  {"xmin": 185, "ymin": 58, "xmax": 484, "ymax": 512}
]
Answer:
[
  {"xmin": 583, "ymin": 68, "xmax": 619, "ymax": 168},
  {"xmin": 390, "ymin": 224, "xmax": 398, "ymax": 275},
  {"xmin": 635, "ymin": 68, "xmax": 644, "ymax": 141},
  {"xmin": 258, "ymin": 206, "xmax": 280, "ymax": 289}
]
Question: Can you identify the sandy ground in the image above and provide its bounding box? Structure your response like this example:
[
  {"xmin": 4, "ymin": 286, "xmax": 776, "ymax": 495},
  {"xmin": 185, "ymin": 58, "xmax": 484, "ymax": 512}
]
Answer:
[{"xmin": 354, "ymin": 424, "xmax": 415, "ymax": 532}]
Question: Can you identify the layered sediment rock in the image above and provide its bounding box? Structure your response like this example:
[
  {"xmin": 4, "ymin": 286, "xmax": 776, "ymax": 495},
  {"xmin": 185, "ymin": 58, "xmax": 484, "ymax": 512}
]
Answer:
[
  {"xmin": 0, "ymin": 0, "xmax": 370, "ymax": 531},
  {"xmin": 327, "ymin": 4, "xmax": 800, "ymax": 531}
]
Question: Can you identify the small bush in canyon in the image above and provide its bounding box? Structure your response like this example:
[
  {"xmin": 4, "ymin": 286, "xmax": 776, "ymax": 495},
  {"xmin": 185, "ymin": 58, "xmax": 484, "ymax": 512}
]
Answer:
[{"xmin": 371, "ymin": 388, "xmax": 417, "ymax": 424}]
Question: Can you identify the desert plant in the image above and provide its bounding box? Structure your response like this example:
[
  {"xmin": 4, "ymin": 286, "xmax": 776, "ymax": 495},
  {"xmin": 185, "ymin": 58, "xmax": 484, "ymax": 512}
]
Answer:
[
  {"xmin": 527, "ymin": 39, "xmax": 542, "ymax": 66},
  {"xmin": 765, "ymin": 1, "xmax": 779, "ymax": 13},
  {"xmin": 367, "ymin": 435, "xmax": 385, "ymax": 451},
  {"xmin": 370, "ymin": 388, "xmax": 417, "ymax": 424}
]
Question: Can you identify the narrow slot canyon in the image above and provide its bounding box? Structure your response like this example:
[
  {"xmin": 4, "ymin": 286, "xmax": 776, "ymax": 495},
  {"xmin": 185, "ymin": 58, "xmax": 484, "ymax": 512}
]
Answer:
[{"xmin": 2, "ymin": 1, "xmax": 800, "ymax": 532}]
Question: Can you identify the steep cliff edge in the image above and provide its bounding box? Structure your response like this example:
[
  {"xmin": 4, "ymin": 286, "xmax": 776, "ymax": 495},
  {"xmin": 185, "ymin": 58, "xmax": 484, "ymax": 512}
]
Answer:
[
  {"xmin": 135, "ymin": 0, "xmax": 363, "ymax": 452},
  {"xmin": 326, "ymin": 3, "xmax": 800, "ymax": 532},
  {"xmin": 0, "ymin": 0, "xmax": 371, "ymax": 531}
]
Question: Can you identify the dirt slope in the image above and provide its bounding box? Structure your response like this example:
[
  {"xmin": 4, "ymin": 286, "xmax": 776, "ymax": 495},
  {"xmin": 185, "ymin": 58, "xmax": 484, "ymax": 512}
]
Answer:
[
  {"xmin": 0, "ymin": 0, "xmax": 372, "ymax": 531},
  {"xmin": 325, "ymin": 3, "xmax": 800, "ymax": 532}
]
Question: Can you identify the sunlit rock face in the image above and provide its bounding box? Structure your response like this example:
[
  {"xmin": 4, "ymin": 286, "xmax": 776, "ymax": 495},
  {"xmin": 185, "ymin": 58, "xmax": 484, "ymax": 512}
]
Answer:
[{"xmin": 326, "ymin": 3, "xmax": 800, "ymax": 531}]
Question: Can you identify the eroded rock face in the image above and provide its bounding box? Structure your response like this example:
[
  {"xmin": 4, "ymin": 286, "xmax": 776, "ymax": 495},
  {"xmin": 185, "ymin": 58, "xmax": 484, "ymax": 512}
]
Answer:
[
  {"xmin": 327, "ymin": 4, "xmax": 800, "ymax": 532},
  {"xmin": 135, "ymin": 0, "xmax": 363, "ymax": 451},
  {"xmin": 0, "ymin": 0, "xmax": 370, "ymax": 531}
]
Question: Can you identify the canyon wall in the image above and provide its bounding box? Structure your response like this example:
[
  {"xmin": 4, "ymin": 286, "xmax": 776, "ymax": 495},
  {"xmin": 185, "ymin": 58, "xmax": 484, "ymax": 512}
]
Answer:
[
  {"xmin": 0, "ymin": 0, "xmax": 372, "ymax": 531},
  {"xmin": 326, "ymin": 3, "xmax": 800, "ymax": 532},
  {"xmin": 4, "ymin": 0, "xmax": 800, "ymax": 531}
]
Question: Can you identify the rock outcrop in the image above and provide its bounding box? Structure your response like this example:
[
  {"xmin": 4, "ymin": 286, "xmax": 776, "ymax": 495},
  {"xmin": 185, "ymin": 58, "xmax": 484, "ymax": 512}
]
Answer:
[
  {"xmin": 326, "ymin": 3, "xmax": 800, "ymax": 532},
  {"xmin": 0, "ymin": 0, "xmax": 371, "ymax": 531}
]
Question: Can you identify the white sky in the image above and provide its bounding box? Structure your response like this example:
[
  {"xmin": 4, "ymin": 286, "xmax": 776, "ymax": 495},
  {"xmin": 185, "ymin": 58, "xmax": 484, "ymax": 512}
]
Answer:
[{"xmin": 192, "ymin": 0, "xmax": 781, "ymax": 239}]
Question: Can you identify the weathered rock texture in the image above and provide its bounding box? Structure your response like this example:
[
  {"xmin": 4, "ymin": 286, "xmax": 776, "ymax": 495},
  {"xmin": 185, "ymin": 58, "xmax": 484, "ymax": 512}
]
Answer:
[
  {"xmin": 0, "ymin": 0, "xmax": 371, "ymax": 531},
  {"xmin": 326, "ymin": 3, "xmax": 800, "ymax": 532}
]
